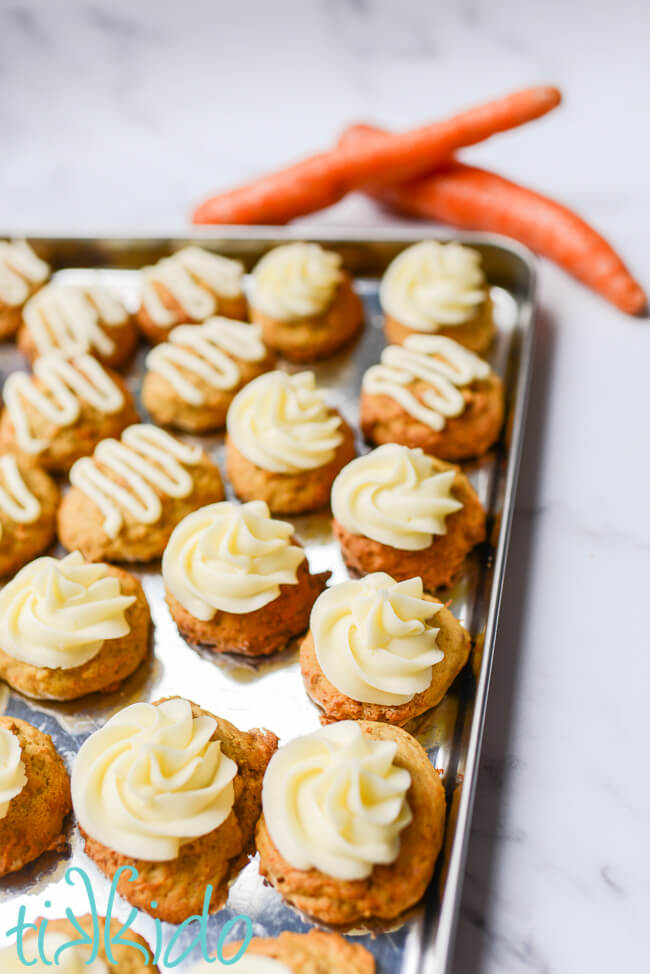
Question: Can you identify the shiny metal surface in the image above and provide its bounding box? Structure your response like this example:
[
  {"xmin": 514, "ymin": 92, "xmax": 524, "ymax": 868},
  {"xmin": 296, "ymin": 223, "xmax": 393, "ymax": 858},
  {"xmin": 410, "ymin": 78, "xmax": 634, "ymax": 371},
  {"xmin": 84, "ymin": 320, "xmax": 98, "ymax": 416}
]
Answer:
[{"xmin": 0, "ymin": 231, "xmax": 535, "ymax": 973}]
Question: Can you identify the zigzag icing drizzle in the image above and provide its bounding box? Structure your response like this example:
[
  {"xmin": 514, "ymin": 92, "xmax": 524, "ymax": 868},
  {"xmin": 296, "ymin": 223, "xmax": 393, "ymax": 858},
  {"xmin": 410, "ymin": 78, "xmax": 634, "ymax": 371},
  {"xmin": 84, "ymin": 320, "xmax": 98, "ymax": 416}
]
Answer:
[
  {"xmin": 0, "ymin": 456, "xmax": 41, "ymax": 542},
  {"xmin": 3, "ymin": 354, "xmax": 125, "ymax": 455},
  {"xmin": 0, "ymin": 240, "xmax": 49, "ymax": 308},
  {"xmin": 363, "ymin": 335, "xmax": 491, "ymax": 431},
  {"xmin": 23, "ymin": 284, "xmax": 127, "ymax": 358},
  {"xmin": 69, "ymin": 424, "xmax": 204, "ymax": 538},
  {"xmin": 141, "ymin": 246, "xmax": 244, "ymax": 327},
  {"xmin": 146, "ymin": 318, "xmax": 266, "ymax": 405}
]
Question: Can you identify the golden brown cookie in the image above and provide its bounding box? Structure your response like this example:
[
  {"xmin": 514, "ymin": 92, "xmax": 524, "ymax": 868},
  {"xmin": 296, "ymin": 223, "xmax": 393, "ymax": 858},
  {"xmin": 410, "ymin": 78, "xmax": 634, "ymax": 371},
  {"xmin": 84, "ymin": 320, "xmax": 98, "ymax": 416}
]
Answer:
[
  {"xmin": 333, "ymin": 452, "xmax": 486, "ymax": 592},
  {"xmin": 221, "ymin": 930, "xmax": 375, "ymax": 973},
  {"xmin": 256, "ymin": 720, "xmax": 445, "ymax": 925},
  {"xmin": 0, "ymin": 355, "xmax": 139, "ymax": 474},
  {"xmin": 141, "ymin": 319, "xmax": 275, "ymax": 433},
  {"xmin": 0, "ymin": 559, "xmax": 150, "ymax": 700},
  {"xmin": 18, "ymin": 283, "xmax": 138, "ymax": 369},
  {"xmin": 0, "ymin": 240, "xmax": 50, "ymax": 341},
  {"xmin": 0, "ymin": 456, "xmax": 58, "ymax": 576},
  {"xmin": 76, "ymin": 698, "xmax": 278, "ymax": 924},
  {"xmin": 361, "ymin": 336, "xmax": 504, "ymax": 461},
  {"xmin": 385, "ymin": 294, "xmax": 495, "ymax": 356},
  {"xmin": 57, "ymin": 424, "xmax": 225, "ymax": 562},
  {"xmin": 136, "ymin": 247, "xmax": 248, "ymax": 344},
  {"xmin": 8, "ymin": 916, "xmax": 159, "ymax": 973},
  {"xmin": 301, "ymin": 598, "xmax": 471, "ymax": 726},
  {"xmin": 0, "ymin": 716, "xmax": 70, "ymax": 877},
  {"xmin": 251, "ymin": 272, "xmax": 364, "ymax": 363}
]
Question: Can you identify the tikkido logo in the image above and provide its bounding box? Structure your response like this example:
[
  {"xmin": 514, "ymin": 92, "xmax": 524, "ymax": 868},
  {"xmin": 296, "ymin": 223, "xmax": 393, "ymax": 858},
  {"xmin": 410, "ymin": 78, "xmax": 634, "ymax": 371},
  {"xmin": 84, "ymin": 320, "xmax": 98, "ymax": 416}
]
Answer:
[{"xmin": 4, "ymin": 866, "xmax": 253, "ymax": 967}]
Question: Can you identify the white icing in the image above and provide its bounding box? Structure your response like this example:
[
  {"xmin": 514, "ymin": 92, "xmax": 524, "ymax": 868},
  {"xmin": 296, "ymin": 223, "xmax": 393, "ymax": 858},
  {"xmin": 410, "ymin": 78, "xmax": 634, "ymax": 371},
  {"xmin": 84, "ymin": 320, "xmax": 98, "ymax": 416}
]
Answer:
[
  {"xmin": 226, "ymin": 370, "xmax": 343, "ymax": 474},
  {"xmin": 146, "ymin": 317, "xmax": 266, "ymax": 406},
  {"xmin": 3, "ymin": 354, "xmax": 125, "ymax": 455},
  {"xmin": 69, "ymin": 424, "xmax": 204, "ymax": 539},
  {"xmin": 363, "ymin": 334, "xmax": 491, "ymax": 431},
  {"xmin": 0, "ymin": 551, "xmax": 135, "ymax": 670},
  {"xmin": 23, "ymin": 284, "xmax": 127, "ymax": 358},
  {"xmin": 0, "ymin": 456, "xmax": 41, "ymax": 531},
  {"xmin": 71, "ymin": 698, "xmax": 238, "ymax": 861},
  {"xmin": 162, "ymin": 500, "xmax": 305, "ymax": 618},
  {"xmin": 251, "ymin": 242, "xmax": 342, "ymax": 320},
  {"xmin": 262, "ymin": 721, "xmax": 412, "ymax": 880},
  {"xmin": 142, "ymin": 246, "xmax": 244, "ymax": 327},
  {"xmin": 331, "ymin": 444, "xmax": 463, "ymax": 550},
  {"xmin": 311, "ymin": 573, "xmax": 444, "ymax": 705},
  {"xmin": 0, "ymin": 240, "xmax": 49, "ymax": 308},
  {"xmin": 380, "ymin": 241, "xmax": 487, "ymax": 330},
  {"xmin": 0, "ymin": 723, "xmax": 27, "ymax": 819},
  {"xmin": 0, "ymin": 931, "xmax": 108, "ymax": 973}
]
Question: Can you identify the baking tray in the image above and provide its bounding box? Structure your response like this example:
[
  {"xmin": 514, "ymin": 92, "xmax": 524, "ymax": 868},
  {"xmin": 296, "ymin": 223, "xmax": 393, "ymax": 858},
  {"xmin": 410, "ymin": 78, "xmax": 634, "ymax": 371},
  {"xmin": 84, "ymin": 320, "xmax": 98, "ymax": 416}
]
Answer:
[{"xmin": 0, "ymin": 229, "xmax": 535, "ymax": 974}]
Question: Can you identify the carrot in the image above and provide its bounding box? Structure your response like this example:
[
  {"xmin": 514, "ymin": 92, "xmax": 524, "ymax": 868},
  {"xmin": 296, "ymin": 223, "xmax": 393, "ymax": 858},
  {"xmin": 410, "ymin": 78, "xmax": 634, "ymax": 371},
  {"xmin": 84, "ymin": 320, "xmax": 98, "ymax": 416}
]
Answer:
[
  {"xmin": 338, "ymin": 124, "xmax": 646, "ymax": 316},
  {"xmin": 192, "ymin": 85, "xmax": 561, "ymax": 225}
]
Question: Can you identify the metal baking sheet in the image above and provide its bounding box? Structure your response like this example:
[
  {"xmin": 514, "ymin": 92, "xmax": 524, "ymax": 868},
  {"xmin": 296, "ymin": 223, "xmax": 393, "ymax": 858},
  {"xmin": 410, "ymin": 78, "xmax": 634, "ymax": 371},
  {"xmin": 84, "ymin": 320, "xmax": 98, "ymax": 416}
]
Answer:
[{"xmin": 0, "ymin": 230, "xmax": 535, "ymax": 974}]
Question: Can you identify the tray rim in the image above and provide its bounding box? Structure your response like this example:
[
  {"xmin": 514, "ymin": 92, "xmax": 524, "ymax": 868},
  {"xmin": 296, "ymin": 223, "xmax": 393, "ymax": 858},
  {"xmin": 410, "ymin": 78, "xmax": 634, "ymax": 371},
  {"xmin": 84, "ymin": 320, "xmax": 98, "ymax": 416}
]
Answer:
[{"xmin": 0, "ymin": 227, "xmax": 537, "ymax": 974}]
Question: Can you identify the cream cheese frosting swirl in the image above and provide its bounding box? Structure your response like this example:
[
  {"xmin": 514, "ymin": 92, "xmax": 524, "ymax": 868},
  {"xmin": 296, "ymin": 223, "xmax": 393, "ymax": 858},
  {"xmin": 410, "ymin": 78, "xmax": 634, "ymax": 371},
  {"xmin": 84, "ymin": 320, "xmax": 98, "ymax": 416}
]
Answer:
[
  {"xmin": 71, "ymin": 698, "xmax": 237, "ymax": 861},
  {"xmin": 331, "ymin": 444, "xmax": 462, "ymax": 550},
  {"xmin": 227, "ymin": 370, "xmax": 343, "ymax": 473},
  {"xmin": 0, "ymin": 551, "xmax": 135, "ymax": 670},
  {"xmin": 142, "ymin": 246, "xmax": 244, "ymax": 327},
  {"xmin": 187, "ymin": 957, "xmax": 291, "ymax": 974},
  {"xmin": 0, "ymin": 239, "xmax": 49, "ymax": 307},
  {"xmin": 23, "ymin": 284, "xmax": 128, "ymax": 358},
  {"xmin": 146, "ymin": 317, "xmax": 267, "ymax": 405},
  {"xmin": 380, "ymin": 241, "xmax": 487, "ymax": 330},
  {"xmin": 0, "ymin": 932, "xmax": 108, "ymax": 974},
  {"xmin": 311, "ymin": 573, "xmax": 443, "ymax": 705},
  {"xmin": 263, "ymin": 720, "xmax": 411, "ymax": 880},
  {"xmin": 163, "ymin": 500, "xmax": 305, "ymax": 619},
  {"xmin": 0, "ymin": 724, "xmax": 27, "ymax": 819},
  {"xmin": 251, "ymin": 242, "xmax": 342, "ymax": 320},
  {"xmin": 363, "ymin": 334, "xmax": 491, "ymax": 431}
]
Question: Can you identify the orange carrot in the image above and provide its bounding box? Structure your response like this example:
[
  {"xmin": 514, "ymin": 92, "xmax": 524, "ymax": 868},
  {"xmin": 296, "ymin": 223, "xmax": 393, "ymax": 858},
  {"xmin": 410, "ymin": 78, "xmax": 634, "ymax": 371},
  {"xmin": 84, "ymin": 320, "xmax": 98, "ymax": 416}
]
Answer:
[
  {"xmin": 192, "ymin": 86, "xmax": 561, "ymax": 225},
  {"xmin": 338, "ymin": 123, "xmax": 646, "ymax": 315}
]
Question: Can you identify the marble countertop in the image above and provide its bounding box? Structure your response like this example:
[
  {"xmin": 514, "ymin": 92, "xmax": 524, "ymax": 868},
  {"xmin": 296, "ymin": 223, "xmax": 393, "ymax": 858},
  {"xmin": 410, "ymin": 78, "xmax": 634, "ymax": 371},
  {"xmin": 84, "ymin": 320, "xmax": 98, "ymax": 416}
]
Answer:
[{"xmin": 2, "ymin": 1, "xmax": 649, "ymax": 971}]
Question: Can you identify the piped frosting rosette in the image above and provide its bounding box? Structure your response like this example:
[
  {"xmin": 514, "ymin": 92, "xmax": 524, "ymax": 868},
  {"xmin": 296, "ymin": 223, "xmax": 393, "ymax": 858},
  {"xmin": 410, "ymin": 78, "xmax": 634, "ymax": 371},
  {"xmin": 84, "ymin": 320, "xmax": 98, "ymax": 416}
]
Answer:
[
  {"xmin": 0, "ymin": 551, "xmax": 135, "ymax": 670},
  {"xmin": 331, "ymin": 444, "xmax": 462, "ymax": 550},
  {"xmin": 71, "ymin": 698, "xmax": 237, "ymax": 861},
  {"xmin": 0, "ymin": 725, "xmax": 27, "ymax": 819},
  {"xmin": 227, "ymin": 370, "xmax": 343, "ymax": 473},
  {"xmin": 380, "ymin": 241, "xmax": 487, "ymax": 330},
  {"xmin": 251, "ymin": 242, "xmax": 342, "ymax": 320},
  {"xmin": 311, "ymin": 573, "xmax": 444, "ymax": 705},
  {"xmin": 162, "ymin": 500, "xmax": 305, "ymax": 619},
  {"xmin": 262, "ymin": 720, "xmax": 412, "ymax": 880}
]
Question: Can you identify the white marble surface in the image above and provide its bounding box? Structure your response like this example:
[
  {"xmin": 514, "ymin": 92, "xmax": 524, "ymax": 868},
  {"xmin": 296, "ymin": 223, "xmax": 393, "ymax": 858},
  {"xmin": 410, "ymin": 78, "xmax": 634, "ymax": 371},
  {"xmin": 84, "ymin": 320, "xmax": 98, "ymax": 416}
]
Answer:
[{"xmin": 2, "ymin": 1, "xmax": 649, "ymax": 971}]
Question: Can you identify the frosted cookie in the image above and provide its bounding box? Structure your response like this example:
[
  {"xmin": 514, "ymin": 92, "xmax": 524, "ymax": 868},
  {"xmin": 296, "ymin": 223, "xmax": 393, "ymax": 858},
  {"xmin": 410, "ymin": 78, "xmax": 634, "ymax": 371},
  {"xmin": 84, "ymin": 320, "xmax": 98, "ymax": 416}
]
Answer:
[
  {"xmin": 301, "ymin": 573, "xmax": 470, "ymax": 725},
  {"xmin": 249, "ymin": 243, "xmax": 364, "ymax": 362},
  {"xmin": 361, "ymin": 335, "xmax": 504, "ymax": 460},
  {"xmin": 0, "ymin": 715, "xmax": 70, "ymax": 877},
  {"xmin": 188, "ymin": 930, "xmax": 374, "ymax": 973},
  {"xmin": 18, "ymin": 283, "xmax": 138, "ymax": 368},
  {"xmin": 142, "ymin": 317, "xmax": 274, "ymax": 433},
  {"xmin": 256, "ymin": 720, "xmax": 445, "ymax": 924},
  {"xmin": 0, "ymin": 354, "xmax": 139, "ymax": 473},
  {"xmin": 58, "ymin": 424, "xmax": 224, "ymax": 562},
  {"xmin": 380, "ymin": 241, "xmax": 495, "ymax": 355},
  {"xmin": 0, "ymin": 455, "xmax": 58, "ymax": 576},
  {"xmin": 331, "ymin": 444, "xmax": 485, "ymax": 591},
  {"xmin": 163, "ymin": 501, "xmax": 329, "ymax": 657},
  {"xmin": 0, "ymin": 239, "xmax": 50, "ymax": 341},
  {"xmin": 72, "ymin": 697, "xmax": 278, "ymax": 924},
  {"xmin": 226, "ymin": 371, "xmax": 355, "ymax": 515},
  {"xmin": 0, "ymin": 551, "xmax": 150, "ymax": 700},
  {"xmin": 0, "ymin": 916, "xmax": 158, "ymax": 973},
  {"xmin": 137, "ymin": 246, "xmax": 247, "ymax": 344}
]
